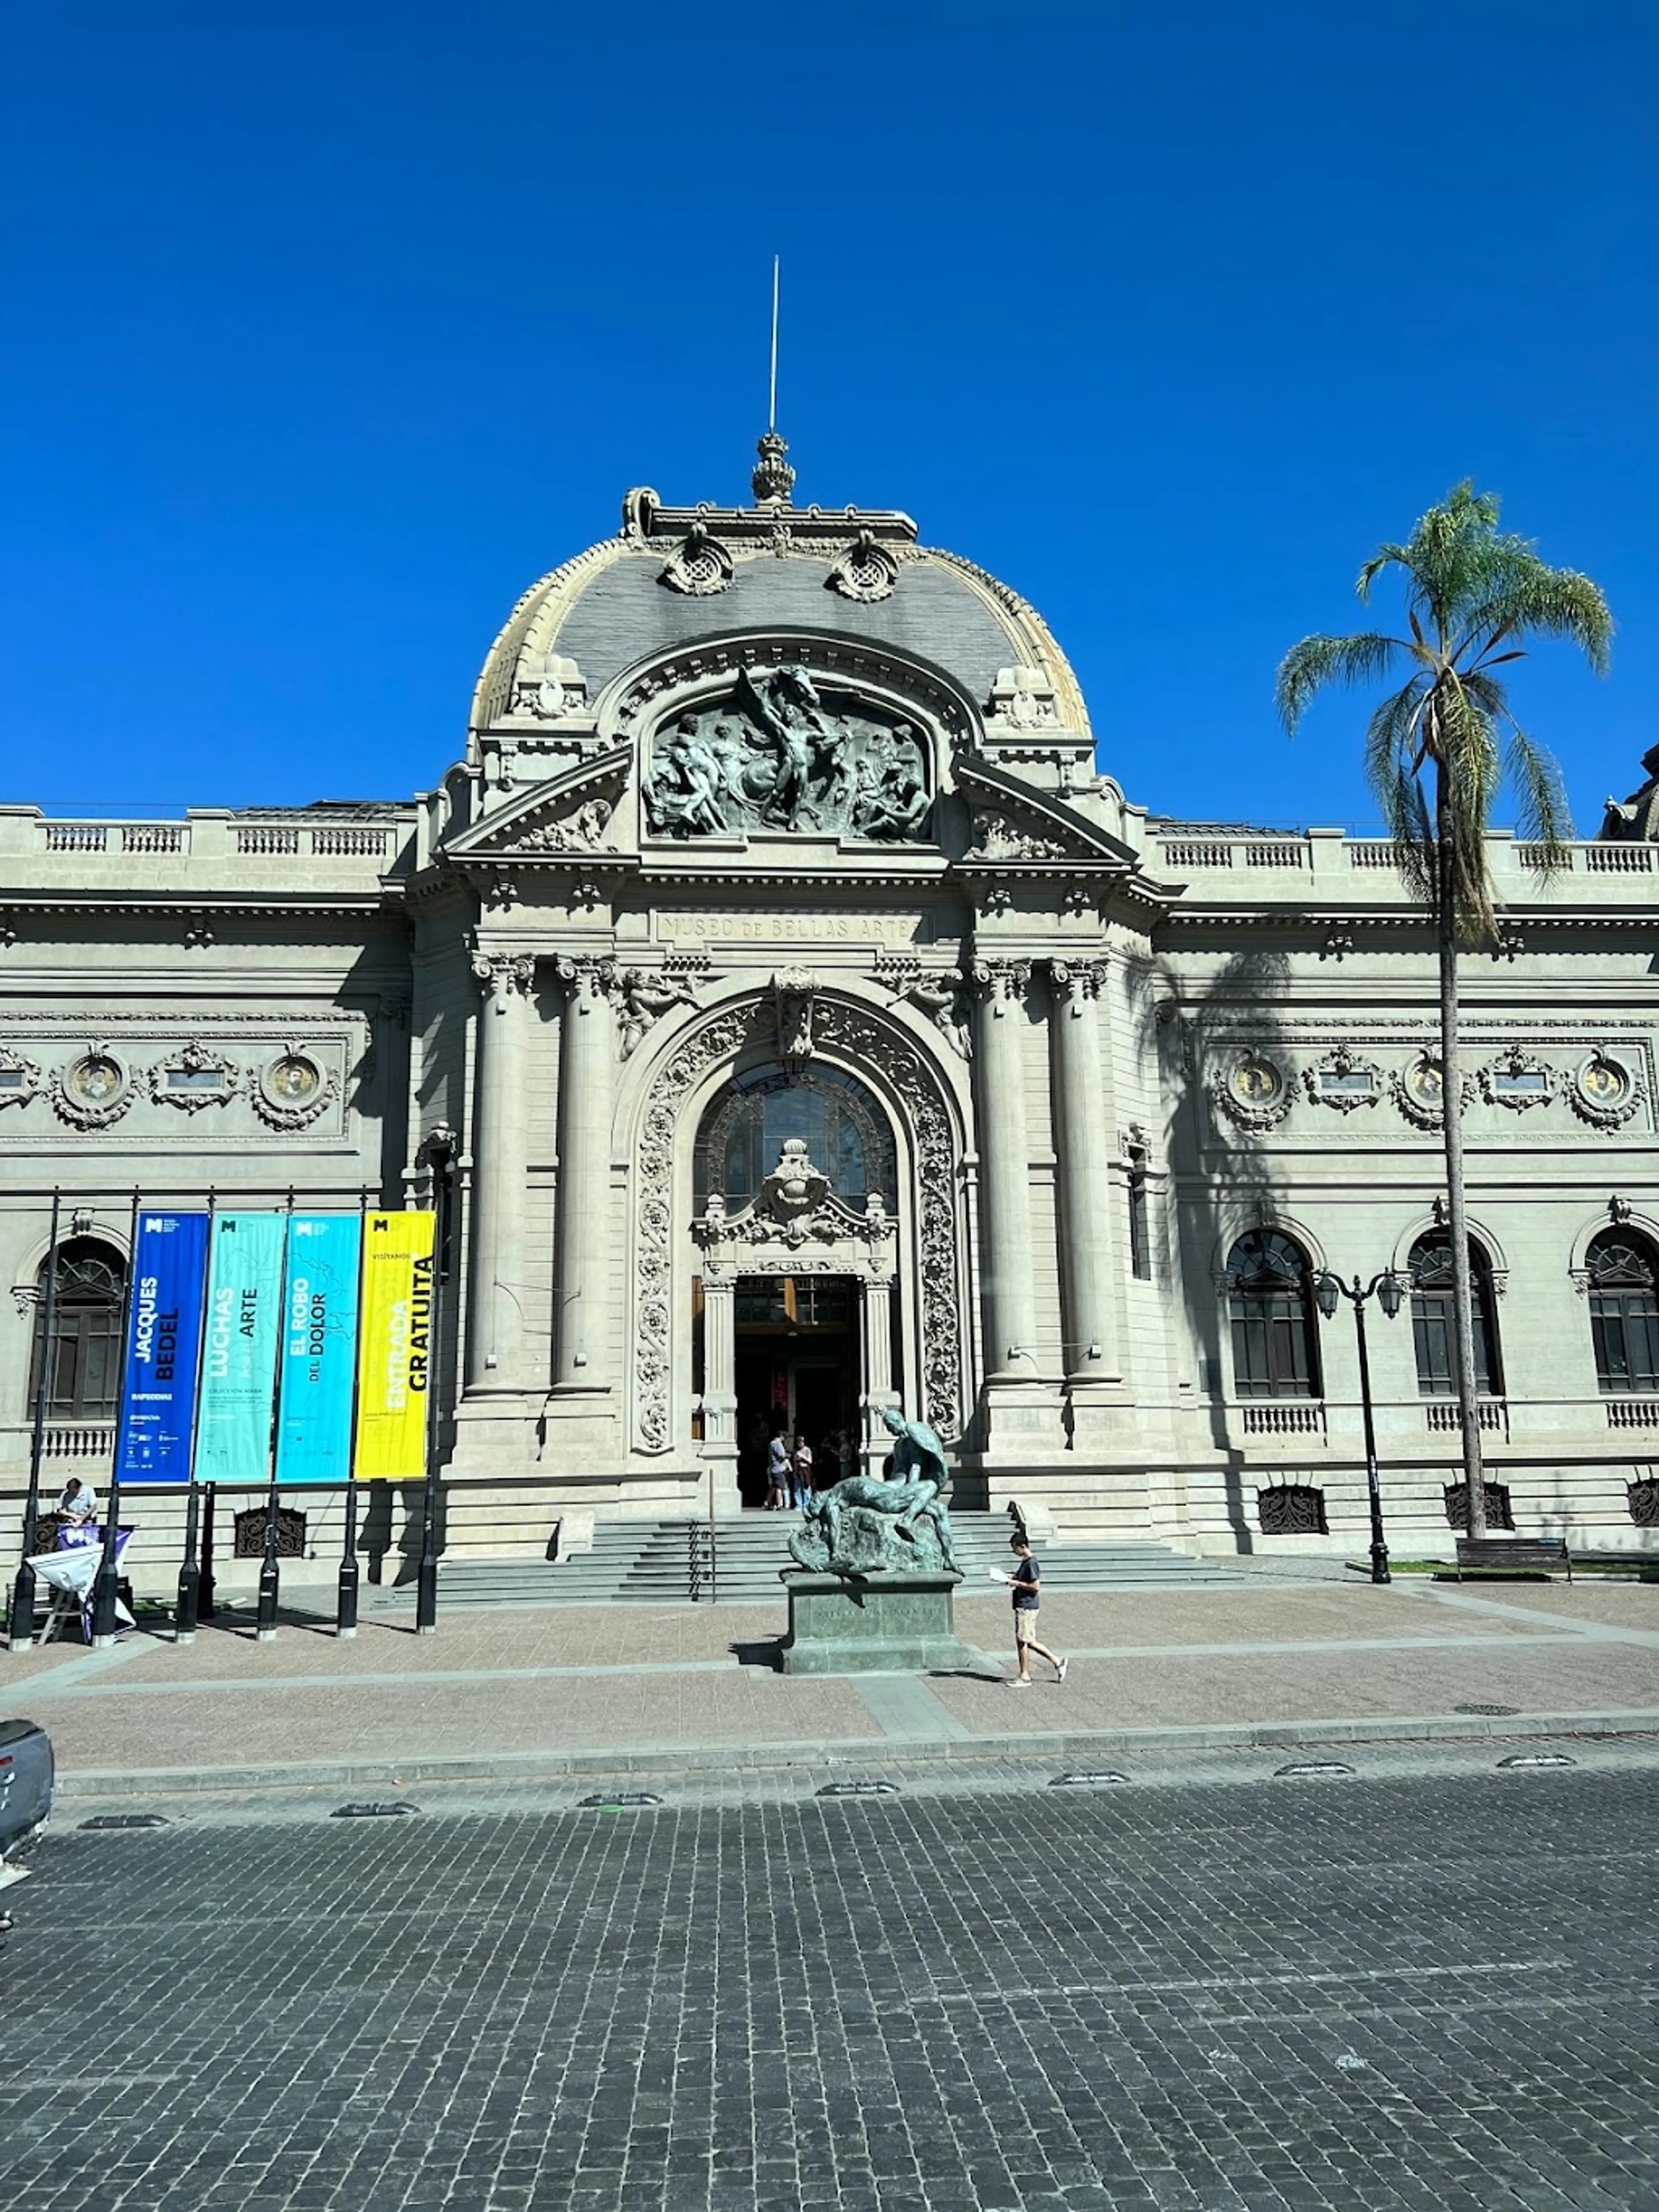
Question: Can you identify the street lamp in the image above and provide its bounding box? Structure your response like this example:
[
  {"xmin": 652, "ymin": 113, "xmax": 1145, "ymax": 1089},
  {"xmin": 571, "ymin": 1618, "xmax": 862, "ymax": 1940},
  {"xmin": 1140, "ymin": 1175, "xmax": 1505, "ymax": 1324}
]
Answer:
[{"xmin": 1313, "ymin": 1268, "xmax": 1404, "ymax": 1585}]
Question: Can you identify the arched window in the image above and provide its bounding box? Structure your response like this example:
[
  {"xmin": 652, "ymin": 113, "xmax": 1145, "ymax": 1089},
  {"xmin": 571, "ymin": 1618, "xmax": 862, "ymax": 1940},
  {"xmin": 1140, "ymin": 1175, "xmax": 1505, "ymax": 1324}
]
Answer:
[
  {"xmin": 27, "ymin": 1238, "xmax": 126, "ymax": 1421},
  {"xmin": 1225, "ymin": 1229, "xmax": 1319, "ymax": 1399},
  {"xmin": 694, "ymin": 1064, "xmax": 894, "ymax": 1208},
  {"xmin": 1408, "ymin": 1233, "xmax": 1503, "ymax": 1397},
  {"xmin": 1586, "ymin": 1227, "xmax": 1659, "ymax": 1395}
]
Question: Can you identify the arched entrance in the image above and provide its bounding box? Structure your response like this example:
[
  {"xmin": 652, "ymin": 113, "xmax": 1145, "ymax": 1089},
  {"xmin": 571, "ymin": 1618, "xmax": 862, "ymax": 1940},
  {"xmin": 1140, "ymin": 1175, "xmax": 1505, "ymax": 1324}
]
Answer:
[
  {"xmin": 629, "ymin": 990, "xmax": 968, "ymax": 1499},
  {"xmin": 693, "ymin": 1062, "xmax": 898, "ymax": 1506}
]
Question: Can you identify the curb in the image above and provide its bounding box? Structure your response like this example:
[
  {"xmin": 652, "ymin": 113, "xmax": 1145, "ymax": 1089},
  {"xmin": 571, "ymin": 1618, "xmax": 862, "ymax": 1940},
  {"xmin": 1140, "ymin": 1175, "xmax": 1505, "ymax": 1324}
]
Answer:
[{"xmin": 52, "ymin": 1705, "xmax": 1659, "ymax": 1799}]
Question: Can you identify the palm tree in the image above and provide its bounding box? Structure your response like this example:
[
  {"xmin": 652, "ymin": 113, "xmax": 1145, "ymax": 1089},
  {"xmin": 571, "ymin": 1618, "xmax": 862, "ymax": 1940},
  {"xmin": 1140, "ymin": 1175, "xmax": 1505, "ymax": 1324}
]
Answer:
[{"xmin": 1277, "ymin": 483, "xmax": 1611, "ymax": 1538}]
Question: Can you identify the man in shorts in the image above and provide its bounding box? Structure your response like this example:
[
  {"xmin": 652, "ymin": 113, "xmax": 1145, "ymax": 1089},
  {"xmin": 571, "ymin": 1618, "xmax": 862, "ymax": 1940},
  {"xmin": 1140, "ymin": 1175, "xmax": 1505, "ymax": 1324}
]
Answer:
[{"xmin": 1004, "ymin": 1534, "xmax": 1068, "ymax": 1687}]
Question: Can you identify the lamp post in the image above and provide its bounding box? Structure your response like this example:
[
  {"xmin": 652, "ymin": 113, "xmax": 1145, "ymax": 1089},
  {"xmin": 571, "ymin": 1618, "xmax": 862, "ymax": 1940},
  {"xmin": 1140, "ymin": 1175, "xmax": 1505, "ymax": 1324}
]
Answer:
[{"xmin": 1313, "ymin": 1267, "xmax": 1404, "ymax": 1585}]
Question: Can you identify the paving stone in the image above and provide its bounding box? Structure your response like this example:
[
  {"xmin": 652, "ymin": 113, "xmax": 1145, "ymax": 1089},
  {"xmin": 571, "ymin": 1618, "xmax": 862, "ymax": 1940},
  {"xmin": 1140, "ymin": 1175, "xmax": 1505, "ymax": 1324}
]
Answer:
[{"xmin": 4, "ymin": 1769, "xmax": 1659, "ymax": 2208}]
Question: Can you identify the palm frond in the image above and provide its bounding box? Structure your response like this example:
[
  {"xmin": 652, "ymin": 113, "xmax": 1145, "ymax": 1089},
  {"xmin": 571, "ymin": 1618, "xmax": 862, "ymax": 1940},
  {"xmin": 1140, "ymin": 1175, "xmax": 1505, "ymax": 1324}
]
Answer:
[
  {"xmin": 1466, "ymin": 565, "xmax": 1614, "ymax": 678},
  {"xmin": 1374, "ymin": 763, "xmax": 1436, "ymax": 905},
  {"xmin": 1506, "ymin": 726, "xmax": 1575, "ymax": 872},
  {"xmin": 1361, "ymin": 675, "xmax": 1429, "ymax": 810},
  {"xmin": 1275, "ymin": 632, "xmax": 1403, "ymax": 732}
]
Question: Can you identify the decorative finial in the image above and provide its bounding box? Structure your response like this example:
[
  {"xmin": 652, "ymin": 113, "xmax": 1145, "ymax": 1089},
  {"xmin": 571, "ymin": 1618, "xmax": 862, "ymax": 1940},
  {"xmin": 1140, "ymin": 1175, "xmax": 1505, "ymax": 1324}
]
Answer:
[{"xmin": 752, "ymin": 428, "xmax": 795, "ymax": 505}]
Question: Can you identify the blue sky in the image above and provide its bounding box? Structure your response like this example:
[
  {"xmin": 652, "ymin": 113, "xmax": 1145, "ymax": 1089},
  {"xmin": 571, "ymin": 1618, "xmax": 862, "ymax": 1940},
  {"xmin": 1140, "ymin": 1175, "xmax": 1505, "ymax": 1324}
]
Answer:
[{"xmin": 3, "ymin": 3, "xmax": 1654, "ymax": 831}]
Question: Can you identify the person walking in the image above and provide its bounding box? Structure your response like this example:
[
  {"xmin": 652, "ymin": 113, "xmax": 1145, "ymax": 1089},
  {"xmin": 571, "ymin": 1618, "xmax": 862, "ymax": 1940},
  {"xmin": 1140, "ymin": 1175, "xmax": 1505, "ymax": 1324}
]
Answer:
[
  {"xmin": 791, "ymin": 1434, "xmax": 815, "ymax": 1512},
  {"xmin": 765, "ymin": 1429, "xmax": 791, "ymax": 1512},
  {"xmin": 1001, "ymin": 1534, "xmax": 1068, "ymax": 1687}
]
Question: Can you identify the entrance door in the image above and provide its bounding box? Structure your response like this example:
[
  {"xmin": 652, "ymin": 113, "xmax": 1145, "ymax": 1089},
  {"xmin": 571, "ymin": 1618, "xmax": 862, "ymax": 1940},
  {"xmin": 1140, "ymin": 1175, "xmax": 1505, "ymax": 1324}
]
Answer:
[{"xmin": 732, "ymin": 1275, "xmax": 860, "ymax": 1507}]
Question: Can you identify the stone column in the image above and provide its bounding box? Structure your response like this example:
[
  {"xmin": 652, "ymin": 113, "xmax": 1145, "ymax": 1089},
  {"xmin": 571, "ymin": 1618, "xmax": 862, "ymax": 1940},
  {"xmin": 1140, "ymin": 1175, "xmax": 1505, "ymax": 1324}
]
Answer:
[
  {"xmin": 467, "ymin": 950, "xmax": 535, "ymax": 1389},
  {"xmin": 859, "ymin": 1271, "xmax": 896, "ymax": 1475},
  {"xmin": 551, "ymin": 956, "xmax": 616, "ymax": 1389},
  {"xmin": 698, "ymin": 1273, "xmax": 741, "ymax": 1513},
  {"xmin": 970, "ymin": 958, "xmax": 1037, "ymax": 1380},
  {"xmin": 1049, "ymin": 958, "xmax": 1123, "ymax": 1385}
]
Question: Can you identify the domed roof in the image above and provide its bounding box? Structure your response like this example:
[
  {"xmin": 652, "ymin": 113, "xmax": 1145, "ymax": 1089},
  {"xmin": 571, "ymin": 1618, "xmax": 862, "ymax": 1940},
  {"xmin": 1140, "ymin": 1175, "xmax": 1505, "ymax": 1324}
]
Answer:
[{"xmin": 469, "ymin": 437, "xmax": 1090, "ymax": 742}]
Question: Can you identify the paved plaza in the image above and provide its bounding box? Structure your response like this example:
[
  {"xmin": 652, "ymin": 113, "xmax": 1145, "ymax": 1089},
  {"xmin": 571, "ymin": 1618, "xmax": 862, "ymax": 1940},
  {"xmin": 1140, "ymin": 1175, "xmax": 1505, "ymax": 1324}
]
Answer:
[
  {"xmin": 7, "ymin": 1755, "xmax": 1659, "ymax": 2212},
  {"xmin": 6, "ymin": 1577, "xmax": 1659, "ymax": 1795}
]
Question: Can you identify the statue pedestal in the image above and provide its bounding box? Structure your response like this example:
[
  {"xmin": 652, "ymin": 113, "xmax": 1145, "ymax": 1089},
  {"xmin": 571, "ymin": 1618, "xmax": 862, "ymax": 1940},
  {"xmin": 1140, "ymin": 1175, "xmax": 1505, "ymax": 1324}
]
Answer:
[{"xmin": 779, "ymin": 1570, "xmax": 980, "ymax": 1676}]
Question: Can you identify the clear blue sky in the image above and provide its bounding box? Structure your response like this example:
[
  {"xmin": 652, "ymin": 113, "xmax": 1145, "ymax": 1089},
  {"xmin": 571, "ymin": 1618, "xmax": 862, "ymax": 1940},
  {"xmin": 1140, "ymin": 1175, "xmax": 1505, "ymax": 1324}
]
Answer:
[{"xmin": 4, "ymin": 3, "xmax": 1654, "ymax": 832}]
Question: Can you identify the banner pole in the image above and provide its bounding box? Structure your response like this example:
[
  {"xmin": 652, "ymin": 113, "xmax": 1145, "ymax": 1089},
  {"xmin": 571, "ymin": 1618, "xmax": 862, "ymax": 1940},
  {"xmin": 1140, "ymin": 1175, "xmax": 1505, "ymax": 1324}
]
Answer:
[
  {"xmin": 255, "ymin": 1193, "xmax": 294, "ymax": 1643},
  {"xmin": 7, "ymin": 1188, "xmax": 62, "ymax": 1652},
  {"xmin": 415, "ymin": 1171, "xmax": 447, "ymax": 1636},
  {"xmin": 200, "ymin": 1482, "xmax": 217, "ymax": 1622},
  {"xmin": 337, "ymin": 1187, "xmax": 370, "ymax": 1639},
  {"xmin": 92, "ymin": 1189, "xmax": 141, "ymax": 1648},
  {"xmin": 174, "ymin": 1188, "xmax": 216, "ymax": 1645}
]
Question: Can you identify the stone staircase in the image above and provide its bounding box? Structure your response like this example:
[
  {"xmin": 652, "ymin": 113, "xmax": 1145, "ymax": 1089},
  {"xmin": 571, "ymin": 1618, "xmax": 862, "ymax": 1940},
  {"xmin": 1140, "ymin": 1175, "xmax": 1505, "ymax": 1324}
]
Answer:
[{"xmin": 365, "ymin": 1511, "xmax": 1247, "ymax": 1611}]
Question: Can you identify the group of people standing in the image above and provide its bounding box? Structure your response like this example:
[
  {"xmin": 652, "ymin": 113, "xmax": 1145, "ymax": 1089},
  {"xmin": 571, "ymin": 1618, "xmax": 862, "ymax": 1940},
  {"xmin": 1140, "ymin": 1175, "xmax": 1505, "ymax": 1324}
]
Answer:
[{"xmin": 761, "ymin": 1425, "xmax": 855, "ymax": 1512}]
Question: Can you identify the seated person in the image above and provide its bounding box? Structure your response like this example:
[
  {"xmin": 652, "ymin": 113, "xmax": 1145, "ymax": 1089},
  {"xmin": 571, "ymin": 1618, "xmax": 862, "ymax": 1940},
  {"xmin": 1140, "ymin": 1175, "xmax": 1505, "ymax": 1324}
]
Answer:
[{"xmin": 54, "ymin": 1476, "xmax": 99, "ymax": 1537}]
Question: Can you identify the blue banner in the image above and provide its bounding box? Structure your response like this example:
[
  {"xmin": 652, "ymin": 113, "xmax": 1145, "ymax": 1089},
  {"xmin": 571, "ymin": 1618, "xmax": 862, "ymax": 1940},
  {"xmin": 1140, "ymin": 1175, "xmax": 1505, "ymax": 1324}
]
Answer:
[
  {"xmin": 194, "ymin": 1212, "xmax": 288, "ymax": 1484},
  {"xmin": 275, "ymin": 1214, "xmax": 363, "ymax": 1486},
  {"xmin": 114, "ymin": 1212, "xmax": 210, "ymax": 1484}
]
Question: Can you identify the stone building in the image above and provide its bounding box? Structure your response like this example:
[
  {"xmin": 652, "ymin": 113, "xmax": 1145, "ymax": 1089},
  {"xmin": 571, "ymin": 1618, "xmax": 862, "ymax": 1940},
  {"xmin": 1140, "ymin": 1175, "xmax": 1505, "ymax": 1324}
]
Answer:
[{"xmin": 5, "ymin": 435, "xmax": 1659, "ymax": 1585}]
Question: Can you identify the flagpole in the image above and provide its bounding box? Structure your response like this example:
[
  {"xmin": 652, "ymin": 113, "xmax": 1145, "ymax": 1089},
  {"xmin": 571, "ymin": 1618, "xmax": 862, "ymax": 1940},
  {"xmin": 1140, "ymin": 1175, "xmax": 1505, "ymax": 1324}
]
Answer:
[
  {"xmin": 174, "ymin": 1187, "xmax": 216, "ymax": 1644},
  {"xmin": 337, "ymin": 1186, "xmax": 370, "ymax": 1639},
  {"xmin": 414, "ymin": 1169, "xmax": 446, "ymax": 1636},
  {"xmin": 7, "ymin": 1187, "xmax": 61, "ymax": 1652},
  {"xmin": 91, "ymin": 1190, "xmax": 141, "ymax": 1648},
  {"xmin": 255, "ymin": 1193, "xmax": 293, "ymax": 1642}
]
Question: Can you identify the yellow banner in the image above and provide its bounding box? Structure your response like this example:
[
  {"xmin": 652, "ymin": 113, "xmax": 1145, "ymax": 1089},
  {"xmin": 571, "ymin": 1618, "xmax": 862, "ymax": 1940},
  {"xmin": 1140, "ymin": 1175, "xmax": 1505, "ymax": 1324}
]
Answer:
[{"xmin": 352, "ymin": 1211, "xmax": 437, "ymax": 1480}]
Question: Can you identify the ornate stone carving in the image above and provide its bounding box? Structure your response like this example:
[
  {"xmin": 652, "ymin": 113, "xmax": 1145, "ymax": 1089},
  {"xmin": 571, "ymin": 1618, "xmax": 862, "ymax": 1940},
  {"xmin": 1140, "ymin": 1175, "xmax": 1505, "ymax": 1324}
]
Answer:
[
  {"xmin": 772, "ymin": 968, "xmax": 816, "ymax": 1068},
  {"xmin": 150, "ymin": 1038, "xmax": 241, "ymax": 1113},
  {"xmin": 1568, "ymin": 1051, "xmax": 1644, "ymax": 1130},
  {"xmin": 826, "ymin": 529, "xmax": 897, "ymax": 604},
  {"xmin": 971, "ymin": 810, "xmax": 1069, "ymax": 862},
  {"xmin": 969, "ymin": 958, "xmax": 1032, "ymax": 1013},
  {"xmin": 1478, "ymin": 1044, "xmax": 1556, "ymax": 1111},
  {"xmin": 642, "ymin": 665, "xmax": 931, "ymax": 841},
  {"xmin": 659, "ymin": 520, "xmax": 734, "ymax": 597},
  {"xmin": 250, "ymin": 1047, "xmax": 337, "ymax": 1130},
  {"xmin": 1303, "ymin": 1044, "xmax": 1382, "ymax": 1114},
  {"xmin": 616, "ymin": 967, "xmax": 702, "ymax": 1060},
  {"xmin": 510, "ymin": 655, "xmax": 587, "ymax": 720},
  {"xmin": 515, "ymin": 794, "xmax": 616, "ymax": 854},
  {"xmin": 634, "ymin": 997, "xmax": 964, "ymax": 1451},
  {"xmin": 879, "ymin": 958, "xmax": 971, "ymax": 1059},
  {"xmin": 1049, "ymin": 958, "xmax": 1107, "ymax": 1011},
  {"xmin": 0, "ymin": 1045, "xmax": 41, "ymax": 1110},
  {"xmin": 751, "ymin": 429, "xmax": 795, "ymax": 504},
  {"xmin": 813, "ymin": 999, "xmax": 963, "ymax": 1443},
  {"xmin": 1211, "ymin": 1051, "xmax": 1294, "ymax": 1131},
  {"xmin": 1390, "ymin": 1053, "xmax": 1473, "ymax": 1130},
  {"xmin": 636, "ymin": 1005, "xmax": 761, "ymax": 1453},
  {"xmin": 48, "ymin": 1045, "xmax": 134, "ymax": 1130},
  {"xmin": 471, "ymin": 951, "xmax": 537, "ymax": 1003},
  {"xmin": 987, "ymin": 666, "xmax": 1059, "ymax": 729}
]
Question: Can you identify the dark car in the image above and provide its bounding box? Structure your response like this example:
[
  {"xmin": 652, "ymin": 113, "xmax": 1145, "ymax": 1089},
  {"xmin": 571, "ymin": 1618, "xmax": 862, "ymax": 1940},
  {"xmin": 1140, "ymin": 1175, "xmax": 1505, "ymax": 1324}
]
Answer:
[{"xmin": 0, "ymin": 1718, "xmax": 53, "ymax": 1858}]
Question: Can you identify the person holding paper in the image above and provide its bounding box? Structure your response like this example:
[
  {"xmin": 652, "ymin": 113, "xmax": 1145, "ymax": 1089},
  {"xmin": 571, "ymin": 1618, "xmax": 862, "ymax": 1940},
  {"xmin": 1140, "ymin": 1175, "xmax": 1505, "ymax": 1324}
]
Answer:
[{"xmin": 1000, "ymin": 1534, "xmax": 1068, "ymax": 1687}]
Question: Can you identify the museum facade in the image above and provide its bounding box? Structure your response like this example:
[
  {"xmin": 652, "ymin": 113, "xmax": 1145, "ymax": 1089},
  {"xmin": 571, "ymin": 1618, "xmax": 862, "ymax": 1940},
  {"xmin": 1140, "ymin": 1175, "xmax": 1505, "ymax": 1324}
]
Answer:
[{"xmin": 5, "ymin": 434, "xmax": 1659, "ymax": 1580}]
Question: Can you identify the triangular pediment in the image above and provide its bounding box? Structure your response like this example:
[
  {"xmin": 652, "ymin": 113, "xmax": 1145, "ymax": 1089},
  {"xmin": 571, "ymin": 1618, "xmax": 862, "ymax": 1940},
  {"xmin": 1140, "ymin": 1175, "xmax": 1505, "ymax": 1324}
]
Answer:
[
  {"xmin": 441, "ymin": 746, "xmax": 634, "ymax": 863},
  {"xmin": 953, "ymin": 757, "xmax": 1137, "ymax": 869}
]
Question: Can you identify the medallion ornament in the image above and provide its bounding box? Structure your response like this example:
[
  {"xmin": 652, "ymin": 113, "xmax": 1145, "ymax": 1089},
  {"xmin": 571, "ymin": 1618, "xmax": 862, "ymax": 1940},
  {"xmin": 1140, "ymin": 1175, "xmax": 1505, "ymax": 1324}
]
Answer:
[
  {"xmin": 1211, "ymin": 1051, "xmax": 1294, "ymax": 1130},
  {"xmin": 251, "ymin": 1048, "xmax": 337, "ymax": 1130},
  {"xmin": 49, "ymin": 1046, "xmax": 134, "ymax": 1130},
  {"xmin": 1567, "ymin": 1052, "xmax": 1643, "ymax": 1130}
]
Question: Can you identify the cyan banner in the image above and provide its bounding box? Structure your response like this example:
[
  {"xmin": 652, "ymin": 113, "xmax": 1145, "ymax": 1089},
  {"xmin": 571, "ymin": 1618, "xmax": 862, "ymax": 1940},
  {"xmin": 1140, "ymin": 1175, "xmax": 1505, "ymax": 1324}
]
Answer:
[
  {"xmin": 194, "ymin": 1213, "xmax": 289, "ymax": 1484},
  {"xmin": 114, "ymin": 1211, "xmax": 211, "ymax": 1484},
  {"xmin": 275, "ymin": 1214, "xmax": 363, "ymax": 1486}
]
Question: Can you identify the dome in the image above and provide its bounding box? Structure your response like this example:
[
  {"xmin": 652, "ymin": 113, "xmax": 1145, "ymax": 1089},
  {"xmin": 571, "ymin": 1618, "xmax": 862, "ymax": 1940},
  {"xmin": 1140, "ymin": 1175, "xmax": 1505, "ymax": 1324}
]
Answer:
[{"xmin": 468, "ymin": 437, "xmax": 1091, "ymax": 744}]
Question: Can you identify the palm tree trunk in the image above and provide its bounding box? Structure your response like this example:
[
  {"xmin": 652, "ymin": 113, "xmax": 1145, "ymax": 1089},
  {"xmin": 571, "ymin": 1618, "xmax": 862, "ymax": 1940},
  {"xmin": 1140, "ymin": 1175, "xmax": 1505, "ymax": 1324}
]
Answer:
[{"xmin": 1435, "ymin": 761, "xmax": 1486, "ymax": 1540}]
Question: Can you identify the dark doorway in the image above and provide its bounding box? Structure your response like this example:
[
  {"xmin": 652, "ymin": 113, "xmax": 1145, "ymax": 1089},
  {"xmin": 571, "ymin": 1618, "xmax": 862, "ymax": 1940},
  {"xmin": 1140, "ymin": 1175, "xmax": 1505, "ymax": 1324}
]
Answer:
[{"xmin": 733, "ymin": 1275, "xmax": 861, "ymax": 1508}]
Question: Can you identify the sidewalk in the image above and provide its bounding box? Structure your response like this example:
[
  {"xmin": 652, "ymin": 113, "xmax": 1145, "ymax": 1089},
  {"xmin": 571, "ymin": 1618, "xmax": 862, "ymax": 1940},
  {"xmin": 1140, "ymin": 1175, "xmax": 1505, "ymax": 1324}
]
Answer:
[{"xmin": 6, "ymin": 1577, "xmax": 1659, "ymax": 1796}]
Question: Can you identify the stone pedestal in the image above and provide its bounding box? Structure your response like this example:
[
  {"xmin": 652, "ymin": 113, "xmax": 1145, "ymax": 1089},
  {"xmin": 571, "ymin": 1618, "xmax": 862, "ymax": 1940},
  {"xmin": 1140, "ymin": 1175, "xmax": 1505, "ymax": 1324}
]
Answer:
[{"xmin": 779, "ymin": 1570, "xmax": 981, "ymax": 1674}]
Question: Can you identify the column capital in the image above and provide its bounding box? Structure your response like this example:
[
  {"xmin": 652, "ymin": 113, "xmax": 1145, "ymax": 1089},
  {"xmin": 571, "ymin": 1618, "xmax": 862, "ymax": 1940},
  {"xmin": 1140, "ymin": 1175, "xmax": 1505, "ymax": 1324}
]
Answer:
[
  {"xmin": 471, "ymin": 950, "xmax": 536, "ymax": 1002},
  {"xmin": 552, "ymin": 952, "xmax": 618, "ymax": 1008},
  {"xmin": 969, "ymin": 957, "xmax": 1032, "ymax": 1011},
  {"xmin": 1049, "ymin": 955, "xmax": 1109, "ymax": 1010}
]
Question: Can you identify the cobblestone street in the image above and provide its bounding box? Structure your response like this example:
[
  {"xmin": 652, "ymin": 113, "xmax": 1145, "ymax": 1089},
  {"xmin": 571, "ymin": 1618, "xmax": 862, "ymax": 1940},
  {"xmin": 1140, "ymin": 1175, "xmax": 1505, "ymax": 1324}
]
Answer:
[{"xmin": 8, "ymin": 1760, "xmax": 1659, "ymax": 2210}]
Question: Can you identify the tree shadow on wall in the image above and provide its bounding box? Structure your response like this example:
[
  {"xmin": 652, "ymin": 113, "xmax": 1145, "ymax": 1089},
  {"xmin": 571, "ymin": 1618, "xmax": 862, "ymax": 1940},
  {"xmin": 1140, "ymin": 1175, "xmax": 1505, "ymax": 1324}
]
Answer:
[{"xmin": 1124, "ymin": 937, "xmax": 1300, "ymax": 1554}]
